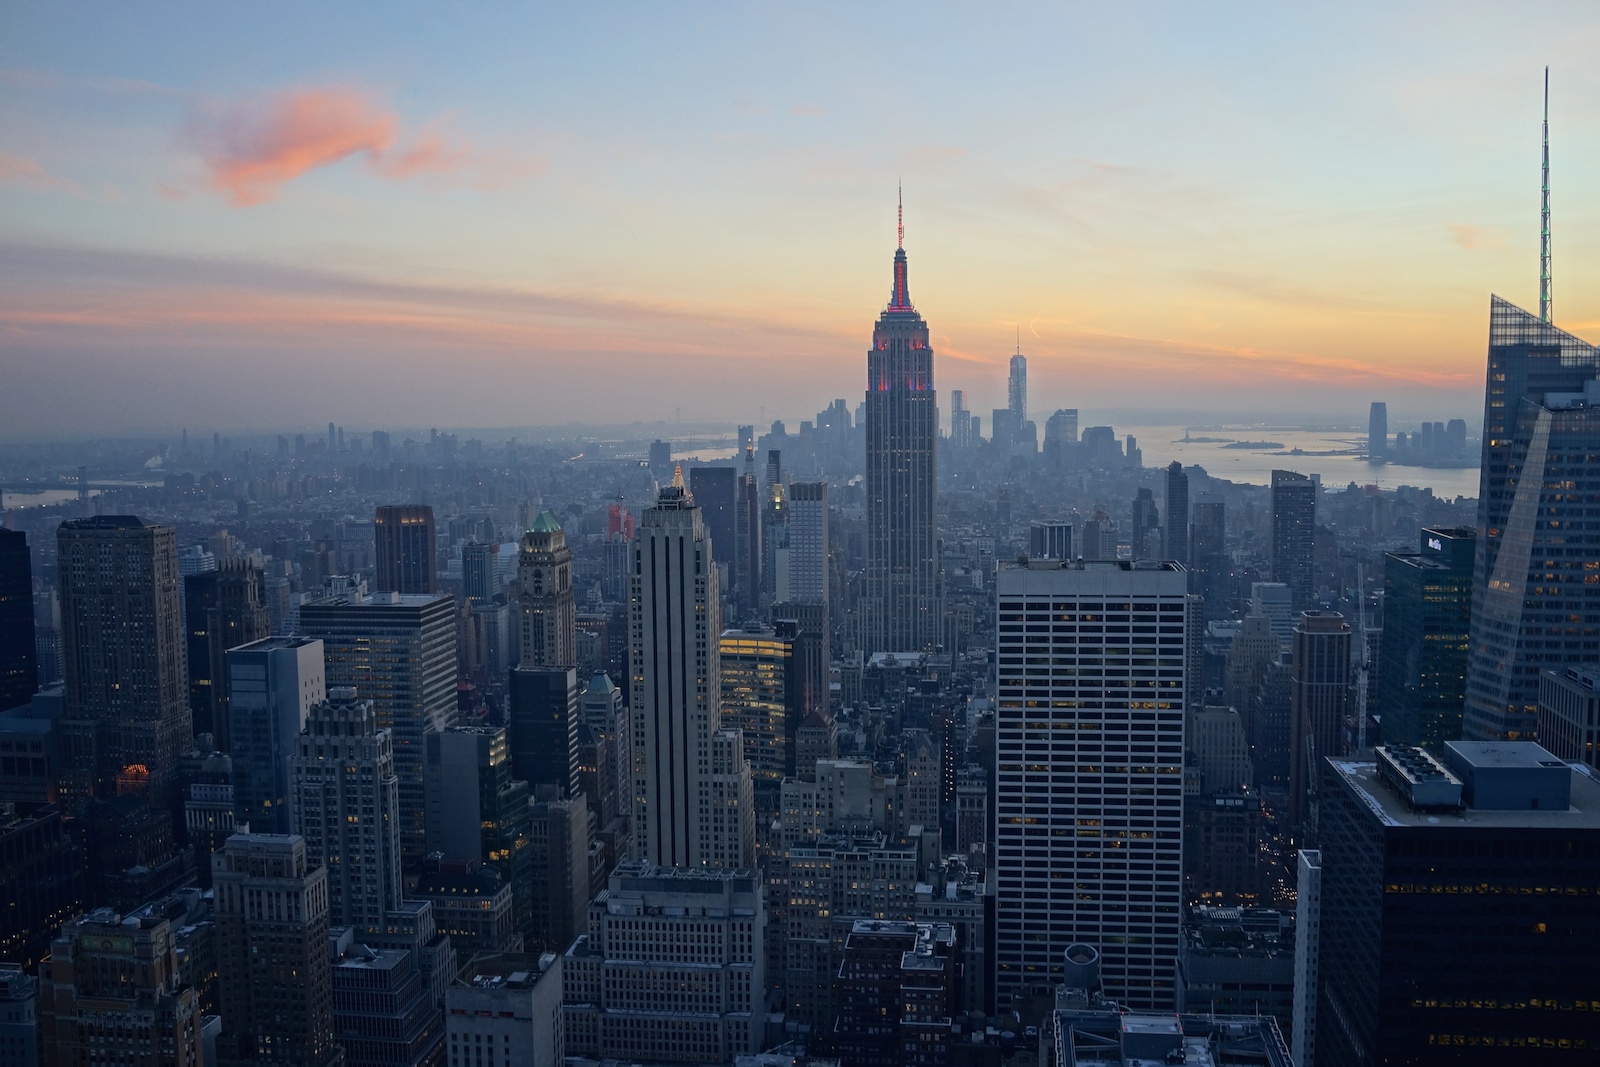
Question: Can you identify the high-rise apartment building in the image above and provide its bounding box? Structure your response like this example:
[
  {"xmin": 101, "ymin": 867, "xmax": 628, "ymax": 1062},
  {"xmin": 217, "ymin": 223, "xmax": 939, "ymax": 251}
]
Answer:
[
  {"xmin": 57, "ymin": 516, "xmax": 189, "ymax": 804},
  {"xmin": 630, "ymin": 472, "xmax": 751, "ymax": 868},
  {"xmin": 212, "ymin": 833, "xmax": 341, "ymax": 1066},
  {"xmin": 0, "ymin": 529, "xmax": 37, "ymax": 712},
  {"xmin": 374, "ymin": 504, "xmax": 438, "ymax": 595},
  {"xmin": 1380, "ymin": 527, "xmax": 1474, "ymax": 750},
  {"xmin": 1287, "ymin": 611, "xmax": 1351, "ymax": 827},
  {"xmin": 226, "ymin": 636, "xmax": 325, "ymax": 835},
  {"xmin": 185, "ymin": 559, "xmax": 271, "ymax": 748},
  {"xmin": 994, "ymin": 559, "xmax": 1190, "ymax": 1011},
  {"xmin": 562, "ymin": 862, "xmax": 766, "ymax": 1064},
  {"xmin": 1165, "ymin": 461, "xmax": 1189, "ymax": 563},
  {"xmin": 299, "ymin": 590, "xmax": 457, "ymax": 867},
  {"xmin": 1316, "ymin": 743, "xmax": 1600, "ymax": 1065},
  {"xmin": 1367, "ymin": 401, "xmax": 1388, "ymax": 459},
  {"xmin": 1270, "ymin": 470, "xmax": 1316, "ymax": 610},
  {"xmin": 40, "ymin": 908, "xmax": 202, "ymax": 1067},
  {"xmin": 862, "ymin": 213, "xmax": 941, "ymax": 653},
  {"xmin": 1464, "ymin": 298, "xmax": 1600, "ymax": 741},
  {"xmin": 517, "ymin": 512, "xmax": 575, "ymax": 669},
  {"xmin": 291, "ymin": 687, "xmax": 401, "ymax": 929}
]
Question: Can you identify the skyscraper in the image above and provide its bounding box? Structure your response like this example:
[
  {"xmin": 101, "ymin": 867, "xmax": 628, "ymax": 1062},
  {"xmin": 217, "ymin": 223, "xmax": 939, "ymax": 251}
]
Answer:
[
  {"xmin": 1007, "ymin": 350, "xmax": 1027, "ymax": 428},
  {"xmin": 734, "ymin": 446, "xmax": 762, "ymax": 618},
  {"xmin": 299, "ymin": 590, "xmax": 457, "ymax": 867},
  {"xmin": 862, "ymin": 200, "xmax": 941, "ymax": 653},
  {"xmin": 994, "ymin": 559, "xmax": 1191, "ymax": 1011},
  {"xmin": 0, "ymin": 529, "xmax": 37, "ymax": 712},
  {"xmin": 185, "ymin": 559, "xmax": 271, "ymax": 748},
  {"xmin": 1367, "ymin": 401, "xmax": 1388, "ymax": 459},
  {"xmin": 949, "ymin": 389, "xmax": 972, "ymax": 447},
  {"xmin": 291, "ymin": 686, "xmax": 402, "ymax": 929},
  {"xmin": 56, "ymin": 516, "xmax": 189, "ymax": 804},
  {"xmin": 1287, "ymin": 611, "xmax": 1351, "ymax": 827},
  {"xmin": 780, "ymin": 480, "xmax": 829, "ymax": 608},
  {"xmin": 374, "ymin": 504, "xmax": 438, "ymax": 595},
  {"xmin": 212, "ymin": 833, "xmax": 341, "ymax": 1067},
  {"xmin": 1188, "ymin": 493, "xmax": 1227, "ymax": 618},
  {"xmin": 1164, "ymin": 461, "xmax": 1189, "ymax": 563},
  {"xmin": 516, "ymin": 512, "xmax": 575, "ymax": 669},
  {"xmin": 1380, "ymin": 527, "xmax": 1474, "ymax": 750},
  {"xmin": 689, "ymin": 465, "xmax": 737, "ymax": 571},
  {"xmin": 226, "ymin": 636, "xmax": 326, "ymax": 835},
  {"xmin": 461, "ymin": 540, "xmax": 501, "ymax": 603},
  {"xmin": 1464, "ymin": 298, "xmax": 1600, "ymax": 741},
  {"xmin": 424, "ymin": 726, "xmax": 533, "ymax": 940},
  {"xmin": 630, "ymin": 470, "xmax": 750, "ymax": 868},
  {"xmin": 1270, "ymin": 470, "xmax": 1316, "ymax": 610}
]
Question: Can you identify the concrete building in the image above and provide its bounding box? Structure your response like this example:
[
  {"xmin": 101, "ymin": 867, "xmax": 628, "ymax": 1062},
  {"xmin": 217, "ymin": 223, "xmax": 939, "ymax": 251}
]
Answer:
[
  {"xmin": 212, "ymin": 833, "xmax": 341, "ymax": 1066},
  {"xmin": 300, "ymin": 589, "xmax": 457, "ymax": 867},
  {"xmin": 1291, "ymin": 848, "xmax": 1321, "ymax": 1067},
  {"xmin": 39, "ymin": 908, "xmax": 203, "ymax": 1067},
  {"xmin": 416, "ymin": 861, "xmax": 520, "ymax": 955},
  {"xmin": 782, "ymin": 480, "xmax": 830, "ymax": 608},
  {"xmin": 830, "ymin": 919, "xmax": 956, "ymax": 1066},
  {"xmin": 226, "ymin": 636, "xmax": 325, "ymax": 834},
  {"xmin": 445, "ymin": 952, "xmax": 563, "ymax": 1067},
  {"xmin": 329, "ymin": 938, "xmax": 443, "ymax": 1067},
  {"xmin": 291, "ymin": 686, "xmax": 401, "ymax": 930},
  {"xmin": 562, "ymin": 863, "xmax": 765, "ymax": 1064},
  {"xmin": 1047, "ymin": 993, "xmax": 1292, "ymax": 1067},
  {"xmin": 0, "ymin": 965, "xmax": 38, "ymax": 1067},
  {"xmin": 516, "ymin": 511, "xmax": 576, "ymax": 670},
  {"xmin": 994, "ymin": 559, "xmax": 1191, "ymax": 1012},
  {"xmin": 1174, "ymin": 907, "xmax": 1294, "ymax": 1037},
  {"xmin": 1538, "ymin": 665, "xmax": 1600, "ymax": 771}
]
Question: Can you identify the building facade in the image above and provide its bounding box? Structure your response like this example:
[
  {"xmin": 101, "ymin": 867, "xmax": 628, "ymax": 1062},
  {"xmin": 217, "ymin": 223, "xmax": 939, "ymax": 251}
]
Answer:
[
  {"xmin": 1380, "ymin": 527, "xmax": 1474, "ymax": 751},
  {"xmin": 374, "ymin": 504, "xmax": 437, "ymax": 595},
  {"xmin": 1269, "ymin": 471, "xmax": 1316, "ymax": 611},
  {"xmin": 226, "ymin": 636, "xmax": 325, "ymax": 835}
]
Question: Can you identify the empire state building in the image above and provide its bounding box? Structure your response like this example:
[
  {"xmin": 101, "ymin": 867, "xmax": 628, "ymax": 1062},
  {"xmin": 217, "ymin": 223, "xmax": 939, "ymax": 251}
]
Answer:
[{"xmin": 862, "ymin": 202, "xmax": 941, "ymax": 653}]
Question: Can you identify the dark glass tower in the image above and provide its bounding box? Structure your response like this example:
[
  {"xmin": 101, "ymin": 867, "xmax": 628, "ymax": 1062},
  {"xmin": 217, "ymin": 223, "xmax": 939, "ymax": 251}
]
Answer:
[
  {"xmin": 0, "ymin": 529, "xmax": 38, "ymax": 711},
  {"xmin": 1380, "ymin": 527, "xmax": 1474, "ymax": 751},
  {"xmin": 374, "ymin": 504, "xmax": 438, "ymax": 595},
  {"xmin": 1464, "ymin": 297, "xmax": 1600, "ymax": 740},
  {"xmin": 1270, "ymin": 470, "xmax": 1316, "ymax": 610},
  {"xmin": 862, "ymin": 209, "xmax": 940, "ymax": 653},
  {"xmin": 184, "ymin": 558, "xmax": 270, "ymax": 748},
  {"xmin": 1164, "ymin": 461, "xmax": 1189, "ymax": 563}
]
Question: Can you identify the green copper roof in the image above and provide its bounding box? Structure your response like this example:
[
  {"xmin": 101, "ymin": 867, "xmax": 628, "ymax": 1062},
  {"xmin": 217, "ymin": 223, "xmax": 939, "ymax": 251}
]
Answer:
[{"xmin": 530, "ymin": 509, "xmax": 563, "ymax": 534}]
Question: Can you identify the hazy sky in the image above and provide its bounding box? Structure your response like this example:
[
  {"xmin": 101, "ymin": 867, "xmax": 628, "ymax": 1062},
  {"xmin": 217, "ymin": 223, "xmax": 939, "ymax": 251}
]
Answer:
[{"xmin": 2, "ymin": 3, "xmax": 1597, "ymax": 437}]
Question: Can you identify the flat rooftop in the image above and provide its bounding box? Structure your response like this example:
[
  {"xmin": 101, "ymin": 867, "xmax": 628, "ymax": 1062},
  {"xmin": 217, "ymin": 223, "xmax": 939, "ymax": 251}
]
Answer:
[{"xmin": 1329, "ymin": 759, "xmax": 1600, "ymax": 830}]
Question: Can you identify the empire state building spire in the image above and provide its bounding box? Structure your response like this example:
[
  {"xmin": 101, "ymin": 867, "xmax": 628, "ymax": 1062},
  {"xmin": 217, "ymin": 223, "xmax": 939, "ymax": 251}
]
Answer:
[{"xmin": 890, "ymin": 184, "xmax": 912, "ymax": 309}]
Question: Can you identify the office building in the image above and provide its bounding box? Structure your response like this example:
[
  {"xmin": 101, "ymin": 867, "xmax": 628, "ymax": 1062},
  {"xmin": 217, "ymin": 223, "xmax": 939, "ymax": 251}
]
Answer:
[
  {"xmin": 0, "ymin": 966, "xmax": 38, "ymax": 1067},
  {"xmin": 374, "ymin": 504, "xmax": 438, "ymax": 594},
  {"xmin": 461, "ymin": 541, "xmax": 501, "ymax": 604},
  {"xmin": 1379, "ymin": 527, "xmax": 1474, "ymax": 750},
  {"xmin": 994, "ymin": 559, "xmax": 1190, "ymax": 1011},
  {"xmin": 506, "ymin": 665, "xmax": 580, "ymax": 798},
  {"xmin": 830, "ymin": 919, "xmax": 956, "ymax": 1066},
  {"xmin": 1539, "ymin": 665, "xmax": 1600, "ymax": 771},
  {"xmin": 291, "ymin": 687, "xmax": 401, "ymax": 929},
  {"xmin": 527, "ymin": 794, "xmax": 590, "ymax": 953},
  {"xmin": 1250, "ymin": 582, "xmax": 1296, "ymax": 653},
  {"xmin": 300, "ymin": 589, "xmax": 457, "ymax": 867},
  {"xmin": 1029, "ymin": 520, "xmax": 1072, "ymax": 560},
  {"xmin": 1188, "ymin": 493, "xmax": 1227, "ymax": 616},
  {"xmin": 719, "ymin": 624, "xmax": 801, "ymax": 824},
  {"xmin": 1130, "ymin": 487, "xmax": 1161, "ymax": 558},
  {"xmin": 630, "ymin": 471, "xmax": 751, "ymax": 868},
  {"xmin": 734, "ymin": 447, "xmax": 762, "ymax": 617},
  {"xmin": 56, "ymin": 516, "xmax": 190, "ymax": 804},
  {"xmin": 1270, "ymin": 471, "xmax": 1316, "ymax": 610},
  {"xmin": 516, "ymin": 512, "xmax": 575, "ymax": 670},
  {"xmin": 562, "ymin": 862, "xmax": 766, "ymax": 1064},
  {"xmin": 1288, "ymin": 611, "xmax": 1351, "ymax": 827},
  {"xmin": 212, "ymin": 833, "xmax": 341, "ymax": 1066},
  {"xmin": 445, "ymin": 953, "xmax": 563, "ymax": 1067},
  {"xmin": 1047, "ymin": 995, "xmax": 1292, "ymax": 1067},
  {"xmin": 1008, "ymin": 351, "xmax": 1028, "ymax": 426},
  {"xmin": 1291, "ymin": 848, "xmax": 1322, "ymax": 1067},
  {"xmin": 1464, "ymin": 298, "xmax": 1600, "ymax": 741},
  {"xmin": 1165, "ymin": 461, "xmax": 1190, "ymax": 563},
  {"xmin": 39, "ymin": 908, "xmax": 203, "ymax": 1067},
  {"xmin": 329, "ymin": 940, "xmax": 443, "ymax": 1067},
  {"xmin": 0, "ymin": 530, "xmax": 37, "ymax": 713},
  {"xmin": 416, "ymin": 861, "xmax": 520, "ymax": 955},
  {"xmin": 226, "ymin": 636, "xmax": 325, "ymax": 835},
  {"xmin": 0, "ymin": 804, "xmax": 86, "ymax": 970},
  {"xmin": 759, "ymin": 472, "xmax": 788, "ymax": 611},
  {"xmin": 781, "ymin": 480, "xmax": 829, "ymax": 608},
  {"xmin": 1367, "ymin": 401, "xmax": 1388, "ymax": 459},
  {"xmin": 949, "ymin": 389, "xmax": 972, "ymax": 447},
  {"xmin": 862, "ymin": 212, "xmax": 941, "ymax": 654},
  {"xmin": 1316, "ymin": 743, "xmax": 1600, "ymax": 1065},
  {"xmin": 690, "ymin": 466, "xmax": 738, "ymax": 574},
  {"xmin": 185, "ymin": 560, "xmax": 271, "ymax": 747},
  {"xmin": 425, "ymin": 727, "xmax": 533, "ymax": 940},
  {"xmin": 1175, "ymin": 907, "xmax": 1294, "ymax": 1033}
]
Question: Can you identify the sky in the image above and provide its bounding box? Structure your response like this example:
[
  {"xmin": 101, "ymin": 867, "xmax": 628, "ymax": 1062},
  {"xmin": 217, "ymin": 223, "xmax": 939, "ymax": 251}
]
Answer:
[{"xmin": 2, "ymin": 2, "xmax": 1598, "ymax": 438}]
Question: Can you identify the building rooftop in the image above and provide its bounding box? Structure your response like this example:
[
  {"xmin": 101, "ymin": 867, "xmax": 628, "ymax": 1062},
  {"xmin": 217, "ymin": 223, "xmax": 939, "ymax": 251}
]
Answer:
[
  {"xmin": 1329, "ymin": 755, "xmax": 1600, "ymax": 830},
  {"xmin": 1053, "ymin": 1000, "xmax": 1292, "ymax": 1067},
  {"xmin": 452, "ymin": 951, "xmax": 558, "ymax": 990}
]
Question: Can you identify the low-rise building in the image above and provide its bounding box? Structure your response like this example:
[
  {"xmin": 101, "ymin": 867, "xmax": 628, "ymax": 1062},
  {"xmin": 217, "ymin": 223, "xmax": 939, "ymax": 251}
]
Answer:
[{"xmin": 445, "ymin": 952, "xmax": 563, "ymax": 1067}]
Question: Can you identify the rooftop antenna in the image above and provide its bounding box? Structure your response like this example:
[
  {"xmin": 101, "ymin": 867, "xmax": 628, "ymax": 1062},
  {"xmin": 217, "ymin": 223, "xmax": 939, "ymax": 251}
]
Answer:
[
  {"xmin": 1540, "ymin": 66, "xmax": 1552, "ymax": 323},
  {"xmin": 897, "ymin": 181, "xmax": 904, "ymax": 249},
  {"xmin": 1016, "ymin": 325, "xmax": 1021, "ymax": 356}
]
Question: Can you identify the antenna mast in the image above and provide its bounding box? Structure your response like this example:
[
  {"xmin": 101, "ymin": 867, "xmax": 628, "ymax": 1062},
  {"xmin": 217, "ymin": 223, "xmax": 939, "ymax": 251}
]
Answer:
[
  {"xmin": 897, "ymin": 182, "xmax": 904, "ymax": 249},
  {"xmin": 1540, "ymin": 66, "xmax": 1552, "ymax": 323}
]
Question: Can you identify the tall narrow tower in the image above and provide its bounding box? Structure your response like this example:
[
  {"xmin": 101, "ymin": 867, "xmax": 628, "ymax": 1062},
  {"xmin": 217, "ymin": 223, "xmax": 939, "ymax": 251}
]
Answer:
[
  {"xmin": 1540, "ymin": 66, "xmax": 1552, "ymax": 323},
  {"xmin": 862, "ymin": 193, "xmax": 941, "ymax": 653},
  {"xmin": 517, "ymin": 511, "xmax": 576, "ymax": 669}
]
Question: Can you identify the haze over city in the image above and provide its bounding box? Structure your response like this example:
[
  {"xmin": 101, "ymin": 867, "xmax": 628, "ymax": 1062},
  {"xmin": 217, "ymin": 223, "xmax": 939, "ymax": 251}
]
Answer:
[{"xmin": 4, "ymin": 2, "xmax": 1599, "ymax": 435}]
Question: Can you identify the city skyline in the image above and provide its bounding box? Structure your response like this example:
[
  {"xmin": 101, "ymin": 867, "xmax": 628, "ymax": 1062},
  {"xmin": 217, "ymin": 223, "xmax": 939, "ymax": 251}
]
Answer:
[{"xmin": 3, "ymin": 5, "xmax": 1599, "ymax": 435}]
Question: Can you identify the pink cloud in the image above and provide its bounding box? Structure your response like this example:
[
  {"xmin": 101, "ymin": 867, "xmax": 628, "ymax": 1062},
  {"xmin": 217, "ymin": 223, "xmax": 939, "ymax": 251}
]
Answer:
[
  {"xmin": 0, "ymin": 152, "xmax": 82, "ymax": 193},
  {"xmin": 374, "ymin": 117, "xmax": 472, "ymax": 180}
]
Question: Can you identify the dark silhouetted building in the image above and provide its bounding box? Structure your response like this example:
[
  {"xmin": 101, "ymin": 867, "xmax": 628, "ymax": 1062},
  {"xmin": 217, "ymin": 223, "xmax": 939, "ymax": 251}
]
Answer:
[
  {"xmin": 690, "ymin": 465, "xmax": 738, "ymax": 575},
  {"xmin": 375, "ymin": 504, "xmax": 438, "ymax": 595},
  {"xmin": 1165, "ymin": 461, "xmax": 1190, "ymax": 563},
  {"xmin": 1270, "ymin": 471, "xmax": 1315, "ymax": 610},
  {"xmin": 0, "ymin": 803, "xmax": 86, "ymax": 970},
  {"xmin": 830, "ymin": 919, "xmax": 955, "ymax": 1067},
  {"xmin": 506, "ymin": 666, "xmax": 579, "ymax": 799},
  {"xmin": 1380, "ymin": 527, "xmax": 1474, "ymax": 751},
  {"xmin": 425, "ymin": 727, "xmax": 532, "ymax": 941},
  {"xmin": 1317, "ymin": 743, "xmax": 1600, "ymax": 1066},
  {"xmin": 184, "ymin": 559, "xmax": 270, "ymax": 747},
  {"xmin": 1288, "ymin": 611, "xmax": 1351, "ymax": 826},
  {"xmin": 1464, "ymin": 298, "xmax": 1600, "ymax": 741},
  {"xmin": 1368, "ymin": 401, "xmax": 1388, "ymax": 459},
  {"xmin": 226, "ymin": 637, "xmax": 324, "ymax": 835},
  {"xmin": 0, "ymin": 530, "xmax": 37, "ymax": 712}
]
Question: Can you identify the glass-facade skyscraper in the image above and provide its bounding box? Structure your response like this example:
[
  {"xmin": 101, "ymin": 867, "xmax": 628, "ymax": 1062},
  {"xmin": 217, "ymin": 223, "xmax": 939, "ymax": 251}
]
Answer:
[
  {"xmin": 1464, "ymin": 296, "xmax": 1600, "ymax": 741},
  {"xmin": 1380, "ymin": 526, "xmax": 1474, "ymax": 751},
  {"xmin": 862, "ymin": 217, "xmax": 941, "ymax": 653}
]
